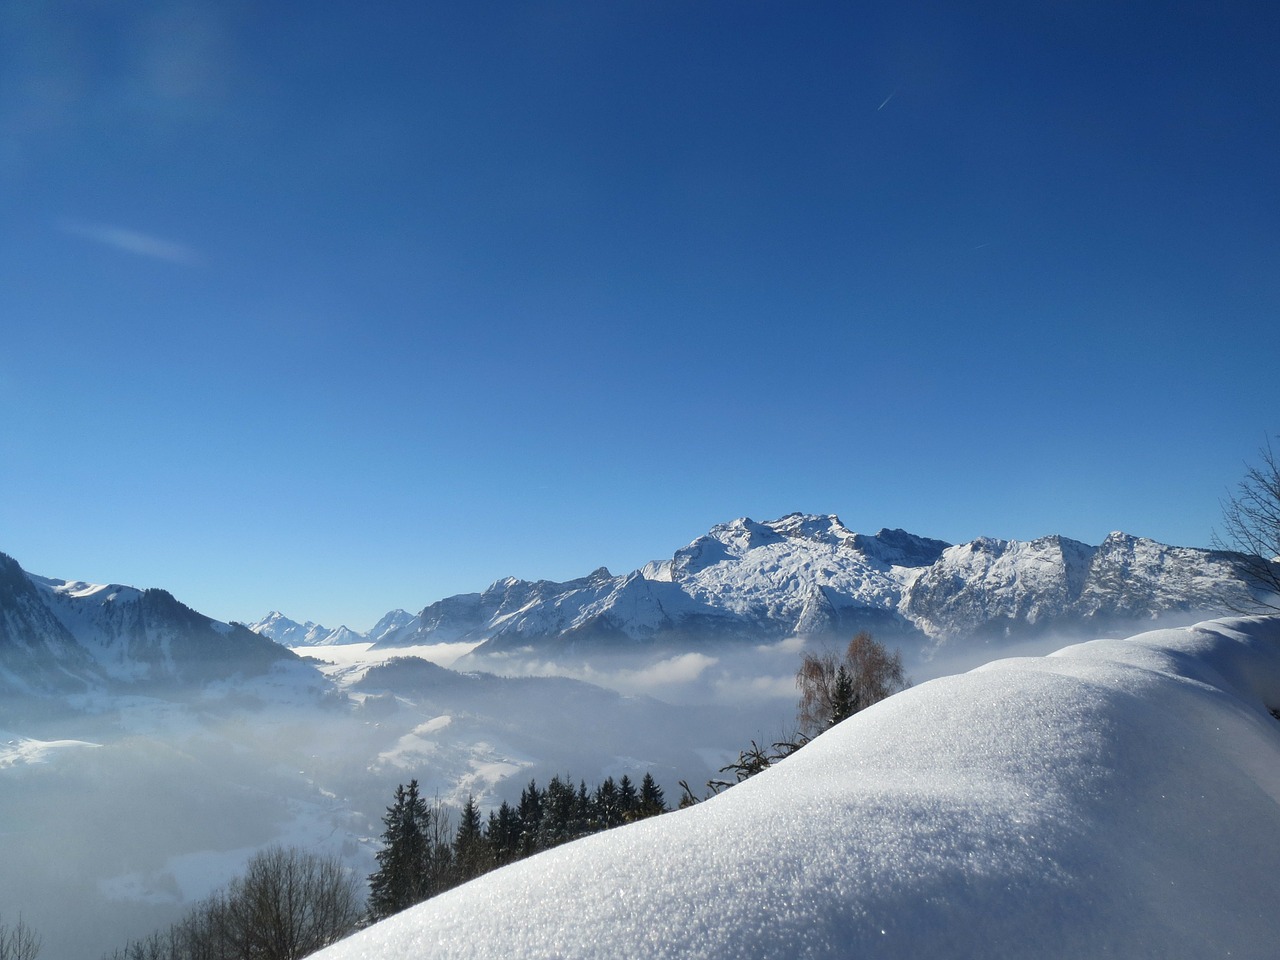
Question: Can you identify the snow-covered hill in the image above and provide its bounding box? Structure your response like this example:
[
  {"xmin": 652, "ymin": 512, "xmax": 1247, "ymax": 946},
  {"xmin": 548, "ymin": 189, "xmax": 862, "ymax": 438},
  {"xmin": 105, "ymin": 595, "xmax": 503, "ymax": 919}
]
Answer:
[
  {"xmin": 313, "ymin": 615, "xmax": 1280, "ymax": 960},
  {"xmin": 367, "ymin": 514, "xmax": 1261, "ymax": 655}
]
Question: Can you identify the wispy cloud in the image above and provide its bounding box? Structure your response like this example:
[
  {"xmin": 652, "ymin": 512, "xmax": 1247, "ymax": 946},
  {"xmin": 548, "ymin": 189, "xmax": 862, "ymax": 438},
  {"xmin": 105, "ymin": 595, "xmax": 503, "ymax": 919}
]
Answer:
[{"xmin": 57, "ymin": 219, "xmax": 202, "ymax": 265}]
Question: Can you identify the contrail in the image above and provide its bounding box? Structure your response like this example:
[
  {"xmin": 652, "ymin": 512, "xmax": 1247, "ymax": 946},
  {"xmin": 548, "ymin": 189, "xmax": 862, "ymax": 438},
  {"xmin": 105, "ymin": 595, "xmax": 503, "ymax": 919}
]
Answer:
[
  {"xmin": 877, "ymin": 88, "xmax": 898, "ymax": 111},
  {"xmin": 57, "ymin": 219, "xmax": 201, "ymax": 265}
]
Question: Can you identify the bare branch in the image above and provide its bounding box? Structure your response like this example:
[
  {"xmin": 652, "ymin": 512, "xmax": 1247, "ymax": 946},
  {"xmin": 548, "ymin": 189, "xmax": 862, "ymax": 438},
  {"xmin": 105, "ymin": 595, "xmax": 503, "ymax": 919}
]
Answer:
[{"xmin": 1213, "ymin": 438, "xmax": 1280, "ymax": 611}]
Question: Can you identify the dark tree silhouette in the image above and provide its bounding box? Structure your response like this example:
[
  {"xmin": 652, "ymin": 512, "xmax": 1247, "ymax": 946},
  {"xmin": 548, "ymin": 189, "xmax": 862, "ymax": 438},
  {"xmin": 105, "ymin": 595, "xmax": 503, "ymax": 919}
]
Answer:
[
  {"xmin": 453, "ymin": 795, "xmax": 490, "ymax": 882},
  {"xmin": 368, "ymin": 779, "xmax": 434, "ymax": 920},
  {"xmin": 638, "ymin": 773, "xmax": 667, "ymax": 817}
]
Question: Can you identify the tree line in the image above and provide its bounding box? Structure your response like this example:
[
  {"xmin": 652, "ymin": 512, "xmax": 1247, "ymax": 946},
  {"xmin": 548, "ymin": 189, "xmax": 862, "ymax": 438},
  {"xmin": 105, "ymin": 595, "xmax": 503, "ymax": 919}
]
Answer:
[
  {"xmin": 367, "ymin": 770, "xmax": 667, "ymax": 921},
  {"xmin": 98, "ymin": 770, "xmax": 669, "ymax": 958}
]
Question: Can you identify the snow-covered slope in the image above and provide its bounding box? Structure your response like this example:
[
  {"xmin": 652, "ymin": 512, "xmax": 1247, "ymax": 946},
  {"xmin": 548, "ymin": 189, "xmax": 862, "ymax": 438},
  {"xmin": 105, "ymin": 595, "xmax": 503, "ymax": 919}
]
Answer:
[
  {"xmin": 370, "ymin": 514, "xmax": 1258, "ymax": 655},
  {"xmin": 314, "ymin": 616, "xmax": 1280, "ymax": 960}
]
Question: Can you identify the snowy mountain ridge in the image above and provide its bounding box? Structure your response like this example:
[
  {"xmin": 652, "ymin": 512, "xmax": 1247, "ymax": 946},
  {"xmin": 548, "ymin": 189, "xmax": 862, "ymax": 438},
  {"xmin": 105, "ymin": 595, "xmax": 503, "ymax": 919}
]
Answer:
[
  {"xmin": 344, "ymin": 514, "xmax": 1259, "ymax": 654},
  {"xmin": 247, "ymin": 611, "xmax": 367, "ymax": 647},
  {"xmin": 0, "ymin": 551, "xmax": 301, "ymax": 699}
]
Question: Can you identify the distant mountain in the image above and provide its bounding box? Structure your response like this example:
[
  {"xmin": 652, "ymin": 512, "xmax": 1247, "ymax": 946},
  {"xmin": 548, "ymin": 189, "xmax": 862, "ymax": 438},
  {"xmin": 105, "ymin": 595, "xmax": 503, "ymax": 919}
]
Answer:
[
  {"xmin": 367, "ymin": 514, "xmax": 1263, "ymax": 654},
  {"xmin": 367, "ymin": 608, "xmax": 414, "ymax": 643},
  {"xmin": 248, "ymin": 611, "xmax": 365, "ymax": 647},
  {"xmin": 0, "ymin": 552, "xmax": 301, "ymax": 700}
]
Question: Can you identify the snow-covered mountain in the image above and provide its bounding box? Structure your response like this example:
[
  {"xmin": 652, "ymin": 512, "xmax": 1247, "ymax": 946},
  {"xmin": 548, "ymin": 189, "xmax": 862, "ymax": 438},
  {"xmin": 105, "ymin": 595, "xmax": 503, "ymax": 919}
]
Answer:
[
  {"xmin": 904, "ymin": 530, "xmax": 1254, "ymax": 643},
  {"xmin": 0, "ymin": 552, "xmax": 303, "ymax": 701},
  {"xmin": 369, "ymin": 514, "xmax": 1261, "ymax": 654},
  {"xmin": 367, "ymin": 608, "xmax": 414, "ymax": 643},
  {"xmin": 314, "ymin": 615, "xmax": 1280, "ymax": 960},
  {"xmin": 247, "ymin": 610, "xmax": 366, "ymax": 647}
]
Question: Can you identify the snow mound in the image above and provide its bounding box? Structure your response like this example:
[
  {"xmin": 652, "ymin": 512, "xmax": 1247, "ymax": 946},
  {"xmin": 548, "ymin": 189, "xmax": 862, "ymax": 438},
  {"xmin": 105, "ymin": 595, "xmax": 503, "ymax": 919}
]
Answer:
[{"xmin": 313, "ymin": 616, "xmax": 1280, "ymax": 960}]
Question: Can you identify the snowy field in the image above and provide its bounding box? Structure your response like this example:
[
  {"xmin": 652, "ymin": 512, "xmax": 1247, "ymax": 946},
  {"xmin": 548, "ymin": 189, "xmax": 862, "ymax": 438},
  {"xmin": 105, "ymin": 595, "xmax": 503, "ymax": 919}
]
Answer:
[{"xmin": 315, "ymin": 616, "xmax": 1280, "ymax": 960}]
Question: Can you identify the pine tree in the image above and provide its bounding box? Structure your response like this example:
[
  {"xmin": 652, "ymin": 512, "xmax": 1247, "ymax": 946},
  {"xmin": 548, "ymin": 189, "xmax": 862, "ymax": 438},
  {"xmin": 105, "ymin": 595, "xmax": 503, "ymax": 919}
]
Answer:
[
  {"xmin": 488, "ymin": 801, "xmax": 522, "ymax": 865},
  {"xmin": 367, "ymin": 780, "xmax": 433, "ymax": 921},
  {"xmin": 517, "ymin": 779, "xmax": 542, "ymax": 856},
  {"xmin": 638, "ymin": 772, "xmax": 666, "ymax": 818},
  {"xmin": 539, "ymin": 775, "xmax": 579, "ymax": 849},
  {"xmin": 593, "ymin": 777, "xmax": 622, "ymax": 829},
  {"xmin": 829, "ymin": 664, "xmax": 856, "ymax": 727},
  {"xmin": 576, "ymin": 780, "xmax": 591, "ymax": 838},
  {"xmin": 618, "ymin": 774, "xmax": 639, "ymax": 821},
  {"xmin": 453, "ymin": 795, "xmax": 489, "ymax": 884}
]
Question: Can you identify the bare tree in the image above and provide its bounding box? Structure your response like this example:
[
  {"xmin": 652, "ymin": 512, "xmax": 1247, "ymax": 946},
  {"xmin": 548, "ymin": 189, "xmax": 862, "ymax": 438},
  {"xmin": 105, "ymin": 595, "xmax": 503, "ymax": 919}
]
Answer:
[
  {"xmin": 796, "ymin": 631, "xmax": 908, "ymax": 739},
  {"xmin": 0, "ymin": 914, "xmax": 41, "ymax": 960},
  {"xmin": 1215, "ymin": 438, "xmax": 1280, "ymax": 609},
  {"xmin": 224, "ymin": 846, "xmax": 362, "ymax": 960},
  {"xmin": 103, "ymin": 847, "xmax": 359, "ymax": 960}
]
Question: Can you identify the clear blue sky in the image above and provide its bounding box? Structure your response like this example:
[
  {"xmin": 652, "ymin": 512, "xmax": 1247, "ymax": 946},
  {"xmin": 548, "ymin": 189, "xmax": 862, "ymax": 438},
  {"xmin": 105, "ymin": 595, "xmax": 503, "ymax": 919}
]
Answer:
[{"xmin": 2, "ymin": 1, "xmax": 1277, "ymax": 631}]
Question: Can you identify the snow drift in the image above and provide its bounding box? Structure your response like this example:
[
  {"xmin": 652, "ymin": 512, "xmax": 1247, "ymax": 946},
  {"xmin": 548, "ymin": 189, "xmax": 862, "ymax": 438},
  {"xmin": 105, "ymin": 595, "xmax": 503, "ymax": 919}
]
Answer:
[{"xmin": 314, "ymin": 616, "xmax": 1280, "ymax": 960}]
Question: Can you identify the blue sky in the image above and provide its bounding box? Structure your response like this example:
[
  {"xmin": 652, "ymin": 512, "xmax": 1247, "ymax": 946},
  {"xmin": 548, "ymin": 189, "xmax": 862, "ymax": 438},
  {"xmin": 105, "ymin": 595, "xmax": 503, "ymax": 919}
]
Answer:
[{"xmin": 2, "ymin": 1, "xmax": 1278, "ymax": 631}]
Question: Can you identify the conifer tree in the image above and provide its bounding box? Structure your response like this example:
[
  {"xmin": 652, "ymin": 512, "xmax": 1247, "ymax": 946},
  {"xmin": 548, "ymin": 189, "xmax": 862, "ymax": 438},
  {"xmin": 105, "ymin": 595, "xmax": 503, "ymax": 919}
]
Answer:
[
  {"xmin": 539, "ymin": 775, "xmax": 579, "ymax": 849},
  {"xmin": 453, "ymin": 795, "xmax": 489, "ymax": 884},
  {"xmin": 618, "ymin": 774, "xmax": 639, "ymax": 821},
  {"xmin": 638, "ymin": 772, "xmax": 667, "ymax": 818},
  {"xmin": 367, "ymin": 779, "xmax": 433, "ymax": 921},
  {"xmin": 576, "ymin": 780, "xmax": 591, "ymax": 836},
  {"xmin": 593, "ymin": 777, "xmax": 622, "ymax": 829},
  {"xmin": 517, "ymin": 779, "xmax": 542, "ymax": 856},
  {"xmin": 829, "ymin": 664, "xmax": 856, "ymax": 727},
  {"xmin": 488, "ymin": 801, "xmax": 522, "ymax": 865}
]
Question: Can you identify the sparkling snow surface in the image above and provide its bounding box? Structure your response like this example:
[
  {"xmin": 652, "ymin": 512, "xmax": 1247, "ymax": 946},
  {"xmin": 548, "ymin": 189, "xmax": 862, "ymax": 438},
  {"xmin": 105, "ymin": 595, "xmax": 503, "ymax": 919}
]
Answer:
[{"xmin": 315, "ymin": 616, "xmax": 1280, "ymax": 960}]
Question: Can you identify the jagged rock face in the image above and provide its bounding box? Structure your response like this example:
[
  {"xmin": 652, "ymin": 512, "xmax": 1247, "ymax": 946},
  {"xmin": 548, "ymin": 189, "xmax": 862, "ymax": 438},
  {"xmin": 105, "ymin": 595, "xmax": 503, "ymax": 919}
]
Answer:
[
  {"xmin": 903, "ymin": 535, "xmax": 1096, "ymax": 639},
  {"xmin": 1078, "ymin": 532, "xmax": 1251, "ymax": 619},
  {"xmin": 903, "ymin": 532, "xmax": 1258, "ymax": 643},
  {"xmin": 0, "ymin": 553, "xmax": 299, "ymax": 698}
]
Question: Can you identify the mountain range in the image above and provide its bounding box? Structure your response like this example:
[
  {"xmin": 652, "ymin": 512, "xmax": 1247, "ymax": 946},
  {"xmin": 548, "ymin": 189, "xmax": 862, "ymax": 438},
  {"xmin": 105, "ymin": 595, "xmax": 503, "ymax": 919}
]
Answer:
[{"xmin": 250, "ymin": 513, "xmax": 1263, "ymax": 655}]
